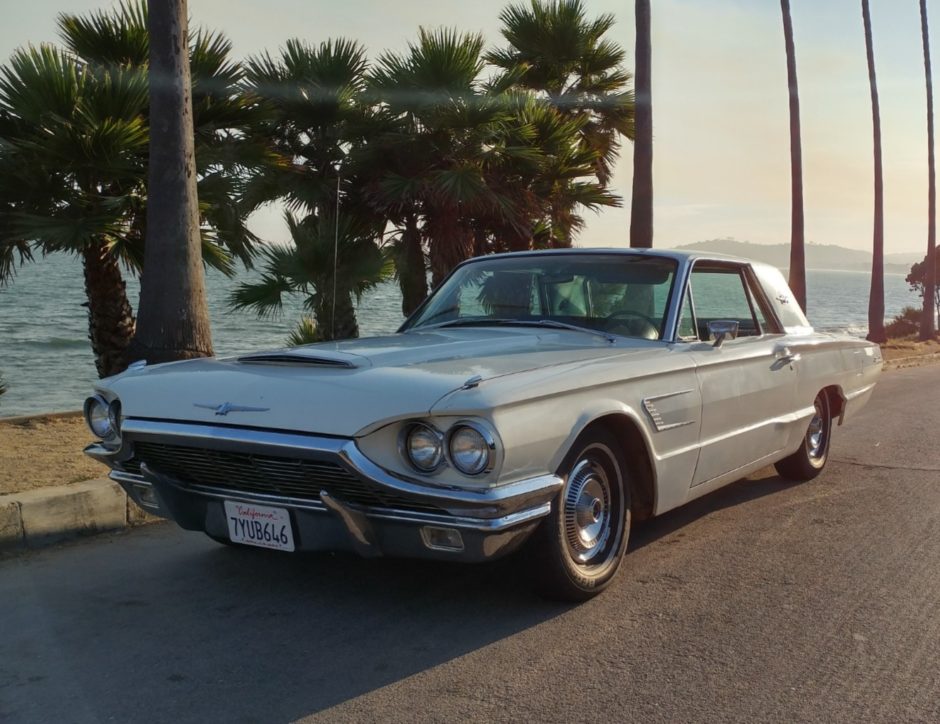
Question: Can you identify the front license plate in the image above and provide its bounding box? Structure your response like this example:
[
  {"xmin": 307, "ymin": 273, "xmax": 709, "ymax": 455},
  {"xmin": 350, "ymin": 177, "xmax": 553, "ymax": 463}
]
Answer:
[{"xmin": 223, "ymin": 500, "xmax": 295, "ymax": 552}]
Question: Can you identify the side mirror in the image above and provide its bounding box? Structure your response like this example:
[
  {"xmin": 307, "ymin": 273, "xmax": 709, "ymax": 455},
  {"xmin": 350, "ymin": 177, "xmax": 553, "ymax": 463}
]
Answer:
[{"xmin": 707, "ymin": 320, "xmax": 739, "ymax": 348}]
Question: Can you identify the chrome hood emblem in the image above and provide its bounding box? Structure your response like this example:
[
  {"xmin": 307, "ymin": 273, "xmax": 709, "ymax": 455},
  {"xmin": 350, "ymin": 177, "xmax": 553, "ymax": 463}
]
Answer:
[{"xmin": 194, "ymin": 402, "xmax": 270, "ymax": 416}]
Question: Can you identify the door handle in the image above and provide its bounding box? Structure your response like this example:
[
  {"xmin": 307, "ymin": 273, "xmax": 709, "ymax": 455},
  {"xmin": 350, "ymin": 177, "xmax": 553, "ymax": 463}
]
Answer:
[{"xmin": 774, "ymin": 346, "xmax": 801, "ymax": 365}]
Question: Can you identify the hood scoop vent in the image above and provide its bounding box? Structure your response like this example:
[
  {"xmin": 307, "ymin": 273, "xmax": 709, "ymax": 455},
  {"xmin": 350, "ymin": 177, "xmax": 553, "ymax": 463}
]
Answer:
[{"xmin": 237, "ymin": 352, "xmax": 357, "ymax": 369}]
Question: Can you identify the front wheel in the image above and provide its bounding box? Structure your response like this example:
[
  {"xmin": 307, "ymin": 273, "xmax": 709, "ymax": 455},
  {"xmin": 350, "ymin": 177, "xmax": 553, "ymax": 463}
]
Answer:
[
  {"xmin": 528, "ymin": 429, "xmax": 631, "ymax": 601},
  {"xmin": 774, "ymin": 391, "xmax": 832, "ymax": 481}
]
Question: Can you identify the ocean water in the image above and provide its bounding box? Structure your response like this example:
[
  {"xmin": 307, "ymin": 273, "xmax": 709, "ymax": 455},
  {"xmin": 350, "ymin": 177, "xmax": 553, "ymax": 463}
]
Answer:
[{"xmin": 0, "ymin": 253, "xmax": 922, "ymax": 417}]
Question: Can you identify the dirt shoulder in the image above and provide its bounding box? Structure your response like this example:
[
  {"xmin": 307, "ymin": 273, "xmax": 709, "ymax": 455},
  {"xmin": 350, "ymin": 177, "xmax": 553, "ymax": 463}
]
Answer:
[
  {"xmin": 881, "ymin": 338, "xmax": 940, "ymax": 369},
  {"xmin": 0, "ymin": 415, "xmax": 99, "ymax": 495},
  {"xmin": 2, "ymin": 342, "xmax": 937, "ymax": 496}
]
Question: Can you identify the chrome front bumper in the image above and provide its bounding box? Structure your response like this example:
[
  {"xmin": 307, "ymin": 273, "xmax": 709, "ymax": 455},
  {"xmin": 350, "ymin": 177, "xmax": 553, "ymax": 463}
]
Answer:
[{"xmin": 86, "ymin": 419, "xmax": 562, "ymax": 562}]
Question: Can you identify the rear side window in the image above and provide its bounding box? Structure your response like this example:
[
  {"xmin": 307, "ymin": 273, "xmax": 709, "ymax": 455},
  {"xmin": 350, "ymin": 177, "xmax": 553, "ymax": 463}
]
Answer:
[{"xmin": 752, "ymin": 265, "xmax": 812, "ymax": 332}]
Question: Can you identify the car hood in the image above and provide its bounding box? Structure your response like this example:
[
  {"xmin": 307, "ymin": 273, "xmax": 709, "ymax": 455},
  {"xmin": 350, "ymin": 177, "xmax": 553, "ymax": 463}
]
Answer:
[{"xmin": 103, "ymin": 328, "xmax": 653, "ymax": 437}]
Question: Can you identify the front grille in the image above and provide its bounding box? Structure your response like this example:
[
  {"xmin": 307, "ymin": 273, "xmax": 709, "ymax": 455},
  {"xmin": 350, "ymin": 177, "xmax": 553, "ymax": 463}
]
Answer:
[{"xmin": 127, "ymin": 440, "xmax": 444, "ymax": 514}]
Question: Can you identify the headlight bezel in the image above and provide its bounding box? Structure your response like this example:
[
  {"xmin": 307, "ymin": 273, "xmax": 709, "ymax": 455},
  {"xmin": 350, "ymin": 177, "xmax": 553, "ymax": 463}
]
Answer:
[
  {"xmin": 107, "ymin": 399, "xmax": 122, "ymax": 438},
  {"xmin": 400, "ymin": 422, "xmax": 445, "ymax": 473},
  {"xmin": 83, "ymin": 394, "xmax": 121, "ymax": 443},
  {"xmin": 397, "ymin": 418, "xmax": 500, "ymax": 478},
  {"xmin": 447, "ymin": 421, "xmax": 496, "ymax": 476}
]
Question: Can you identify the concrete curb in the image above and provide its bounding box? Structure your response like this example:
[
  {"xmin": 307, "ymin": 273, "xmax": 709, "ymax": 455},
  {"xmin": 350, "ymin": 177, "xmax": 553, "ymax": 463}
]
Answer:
[{"xmin": 0, "ymin": 478, "xmax": 160, "ymax": 552}]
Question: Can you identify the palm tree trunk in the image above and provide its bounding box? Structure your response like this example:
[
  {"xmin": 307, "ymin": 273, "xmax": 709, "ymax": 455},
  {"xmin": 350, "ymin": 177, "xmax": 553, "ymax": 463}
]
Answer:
[
  {"xmin": 81, "ymin": 241, "xmax": 136, "ymax": 378},
  {"xmin": 427, "ymin": 208, "xmax": 474, "ymax": 287},
  {"xmin": 781, "ymin": 0, "xmax": 807, "ymax": 313},
  {"xmin": 398, "ymin": 214, "xmax": 428, "ymax": 316},
  {"xmin": 473, "ymin": 227, "xmax": 488, "ymax": 256},
  {"xmin": 629, "ymin": 0, "xmax": 653, "ymax": 249},
  {"xmin": 863, "ymin": 0, "xmax": 886, "ymax": 343},
  {"xmin": 506, "ymin": 225, "xmax": 532, "ymax": 252},
  {"xmin": 333, "ymin": 290, "xmax": 359, "ymax": 340},
  {"xmin": 316, "ymin": 289, "xmax": 359, "ymax": 341},
  {"xmin": 921, "ymin": 0, "xmax": 938, "ymax": 340},
  {"xmin": 129, "ymin": 0, "xmax": 213, "ymax": 364}
]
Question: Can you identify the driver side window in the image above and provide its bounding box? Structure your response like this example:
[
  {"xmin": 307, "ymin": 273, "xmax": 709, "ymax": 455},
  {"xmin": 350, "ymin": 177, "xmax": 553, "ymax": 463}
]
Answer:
[{"xmin": 688, "ymin": 266, "xmax": 762, "ymax": 339}]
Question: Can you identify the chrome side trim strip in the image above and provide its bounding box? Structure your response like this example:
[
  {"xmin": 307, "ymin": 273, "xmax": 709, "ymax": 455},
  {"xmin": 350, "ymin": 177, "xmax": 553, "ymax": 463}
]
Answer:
[
  {"xmin": 845, "ymin": 382, "xmax": 876, "ymax": 401},
  {"xmin": 643, "ymin": 388, "xmax": 694, "ymax": 403}
]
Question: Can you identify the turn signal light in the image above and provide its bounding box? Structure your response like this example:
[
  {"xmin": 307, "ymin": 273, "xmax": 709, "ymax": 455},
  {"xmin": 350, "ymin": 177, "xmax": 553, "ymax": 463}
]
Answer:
[{"xmin": 420, "ymin": 526, "xmax": 464, "ymax": 552}]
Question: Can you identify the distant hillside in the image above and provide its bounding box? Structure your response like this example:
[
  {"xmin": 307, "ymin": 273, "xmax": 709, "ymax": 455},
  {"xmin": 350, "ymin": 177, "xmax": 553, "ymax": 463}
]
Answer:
[{"xmin": 675, "ymin": 239, "xmax": 921, "ymax": 274}]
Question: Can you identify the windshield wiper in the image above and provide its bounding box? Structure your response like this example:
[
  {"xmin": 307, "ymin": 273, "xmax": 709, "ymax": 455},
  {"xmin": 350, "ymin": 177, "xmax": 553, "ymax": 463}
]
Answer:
[{"xmin": 432, "ymin": 318, "xmax": 616, "ymax": 344}]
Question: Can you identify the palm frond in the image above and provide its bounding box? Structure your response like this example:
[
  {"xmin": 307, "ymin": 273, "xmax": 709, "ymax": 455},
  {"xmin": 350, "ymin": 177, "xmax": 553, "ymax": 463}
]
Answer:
[
  {"xmin": 230, "ymin": 269, "xmax": 296, "ymax": 319},
  {"xmin": 286, "ymin": 317, "xmax": 320, "ymax": 346},
  {"xmin": 0, "ymin": 239, "xmax": 33, "ymax": 284},
  {"xmin": 0, "ymin": 45, "xmax": 85, "ymax": 124},
  {"xmin": 57, "ymin": 0, "xmax": 148, "ymax": 68}
]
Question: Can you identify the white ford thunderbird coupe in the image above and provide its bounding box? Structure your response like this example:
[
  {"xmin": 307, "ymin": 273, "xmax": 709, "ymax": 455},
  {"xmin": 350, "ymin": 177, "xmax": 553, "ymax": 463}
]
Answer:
[{"xmin": 84, "ymin": 249, "xmax": 881, "ymax": 599}]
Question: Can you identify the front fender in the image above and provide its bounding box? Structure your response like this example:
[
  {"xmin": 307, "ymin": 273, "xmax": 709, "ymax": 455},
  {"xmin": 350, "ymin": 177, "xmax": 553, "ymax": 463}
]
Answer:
[{"xmin": 547, "ymin": 401, "xmax": 657, "ymax": 475}]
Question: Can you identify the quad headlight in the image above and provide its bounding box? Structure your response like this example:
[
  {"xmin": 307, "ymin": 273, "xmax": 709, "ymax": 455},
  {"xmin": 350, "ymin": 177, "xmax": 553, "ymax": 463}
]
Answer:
[
  {"xmin": 448, "ymin": 424, "xmax": 492, "ymax": 475},
  {"xmin": 403, "ymin": 423, "xmax": 444, "ymax": 472},
  {"xmin": 400, "ymin": 419, "xmax": 497, "ymax": 477},
  {"xmin": 84, "ymin": 394, "xmax": 121, "ymax": 442}
]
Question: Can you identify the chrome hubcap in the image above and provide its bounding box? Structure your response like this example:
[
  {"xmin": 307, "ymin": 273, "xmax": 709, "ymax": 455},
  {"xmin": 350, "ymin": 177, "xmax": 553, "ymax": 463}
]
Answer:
[
  {"xmin": 807, "ymin": 401, "xmax": 826, "ymax": 460},
  {"xmin": 563, "ymin": 458, "xmax": 612, "ymax": 563}
]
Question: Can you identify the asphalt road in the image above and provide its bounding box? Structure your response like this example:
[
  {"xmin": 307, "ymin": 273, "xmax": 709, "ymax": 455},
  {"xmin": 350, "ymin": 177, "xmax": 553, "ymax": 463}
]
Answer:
[{"xmin": 2, "ymin": 365, "xmax": 939, "ymax": 723}]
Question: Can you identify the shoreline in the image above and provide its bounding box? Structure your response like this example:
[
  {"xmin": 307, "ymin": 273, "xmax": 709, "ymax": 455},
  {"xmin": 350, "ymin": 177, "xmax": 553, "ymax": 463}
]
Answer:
[{"xmin": 2, "ymin": 337, "xmax": 937, "ymax": 427}]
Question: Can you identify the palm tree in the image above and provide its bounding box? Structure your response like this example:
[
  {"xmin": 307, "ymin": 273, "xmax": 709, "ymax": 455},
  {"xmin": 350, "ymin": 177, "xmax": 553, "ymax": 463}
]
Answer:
[
  {"xmin": 240, "ymin": 38, "xmax": 391, "ymax": 335},
  {"xmin": 130, "ymin": 0, "xmax": 213, "ymax": 364},
  {"xmin": 920, "ymin": 0, "xmax": 938, "ymax": 340},
  {"xmin": 630, "ymin": 0, "xmax": 653, "ymax": 249},
  {"xmin": 0, "ymin": 44, "xmax": 146, "ymax": 377},
  {"xmin": 501, "ymin": 94, "xmax": 620, "ymax": 248},
  {"xmin": 862, "ymin": 0, "xmax": 885, "ymax": 343},
  {"xmin": 369, "ymin": 29, "xmax": 525, "ymax": 286},
  {"xmin": 486, "ymin": 0, "xmax": 633, "ymax": 250},
  {"xmin": 486, "ymin": 0, "xmax": 635, "ymax": 186},
  {"xmin": 231, "ymin": 212, "xmax": 391, "ymax": 340},
  {"xmin": 0, "ymin": 1, "xmax": 261, "ymax": 375},
  {"xmin": 780, "ymin": 0, "xmax": 806, "ymax": 312}
]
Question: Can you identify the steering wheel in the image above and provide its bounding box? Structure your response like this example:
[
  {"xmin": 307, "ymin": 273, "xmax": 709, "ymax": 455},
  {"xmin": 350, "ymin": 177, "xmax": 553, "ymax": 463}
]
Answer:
[{"xmin": 602, "ymin": 311, "xmax": 660, "ymax": 340}]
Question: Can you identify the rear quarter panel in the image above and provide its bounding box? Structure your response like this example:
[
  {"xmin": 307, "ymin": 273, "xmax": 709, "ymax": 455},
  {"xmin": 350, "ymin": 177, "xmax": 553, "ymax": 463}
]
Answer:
[{"xmin": 785, "ymin": 334, "xmax": 882, "ymax": 453}]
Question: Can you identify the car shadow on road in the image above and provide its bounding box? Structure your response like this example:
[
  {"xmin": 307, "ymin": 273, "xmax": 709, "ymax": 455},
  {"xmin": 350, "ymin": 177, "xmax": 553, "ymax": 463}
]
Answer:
[
  {"xmin": 22, "ymin": 527, "xmax": 571, "ymax": 723},
  {"xmin": 11, "ymin": 468, "xmax": 796, "ymax": 723},
  {"xmin": 629, "ymin": 466, "xmax": 793, "ymax": 552}
]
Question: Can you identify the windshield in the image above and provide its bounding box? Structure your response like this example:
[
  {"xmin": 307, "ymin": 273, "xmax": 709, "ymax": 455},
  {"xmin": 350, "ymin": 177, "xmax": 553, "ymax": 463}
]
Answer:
[{"xmin": 404, "ymin": 254, "xmax": 678, "ymax": 340}]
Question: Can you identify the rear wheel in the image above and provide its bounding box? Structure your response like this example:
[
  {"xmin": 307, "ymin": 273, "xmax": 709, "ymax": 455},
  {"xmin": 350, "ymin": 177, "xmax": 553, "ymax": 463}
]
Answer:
[
  {"xmin": 529, "ymin": 429, "xmax": 631, "ymax": 601},
  {"xmin": 774, "ymin": 391, "xmax": 832, "ymax": 481}
]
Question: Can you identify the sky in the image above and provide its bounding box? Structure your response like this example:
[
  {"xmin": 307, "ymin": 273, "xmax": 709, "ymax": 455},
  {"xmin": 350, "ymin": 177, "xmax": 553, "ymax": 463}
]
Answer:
[{"xmin": 2, "ymin": 0, "xmax": 939, "ymax": 254}]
